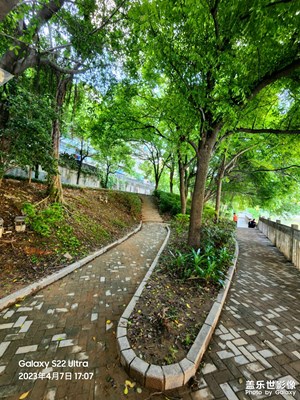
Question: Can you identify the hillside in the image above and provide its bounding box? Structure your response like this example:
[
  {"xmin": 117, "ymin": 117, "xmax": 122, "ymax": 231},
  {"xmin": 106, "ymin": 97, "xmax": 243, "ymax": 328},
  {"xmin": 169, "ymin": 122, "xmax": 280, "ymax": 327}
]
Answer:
[{"xmin": 0, "ymin": 179, "xmax": 141, "ymax": 298}]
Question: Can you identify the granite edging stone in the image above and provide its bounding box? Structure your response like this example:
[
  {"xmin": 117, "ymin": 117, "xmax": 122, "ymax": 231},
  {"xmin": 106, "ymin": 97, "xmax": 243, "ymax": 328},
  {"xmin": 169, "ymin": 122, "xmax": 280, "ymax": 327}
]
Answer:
[{"xmin": 117, "ymin": 236, "xmax": 239, "ymax": 390}]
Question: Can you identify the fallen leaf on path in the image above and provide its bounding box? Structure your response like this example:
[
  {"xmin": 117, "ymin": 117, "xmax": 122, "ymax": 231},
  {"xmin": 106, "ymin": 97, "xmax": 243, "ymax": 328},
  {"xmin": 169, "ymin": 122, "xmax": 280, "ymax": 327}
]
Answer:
[
  {"xmin": 125, "ymin": 380, "xmax": 135, "ymax": 388},
  {"xmin": 106, "ymin": 320, "xmax": 113, "ymax": 331},
  {"xmin": 19, "ymin": 391, "xmax": 31, "ymax": 399}
]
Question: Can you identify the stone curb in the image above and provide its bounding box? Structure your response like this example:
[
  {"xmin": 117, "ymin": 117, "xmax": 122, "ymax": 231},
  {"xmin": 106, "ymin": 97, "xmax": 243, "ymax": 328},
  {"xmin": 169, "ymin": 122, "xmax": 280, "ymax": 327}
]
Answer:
[
  {"xmin": 117, "ymin": 237, "xmax": 239, "ymax": 390},
  {"xmin": 0, "ymin": 222, "xmax": 143, "ymax": 311}
]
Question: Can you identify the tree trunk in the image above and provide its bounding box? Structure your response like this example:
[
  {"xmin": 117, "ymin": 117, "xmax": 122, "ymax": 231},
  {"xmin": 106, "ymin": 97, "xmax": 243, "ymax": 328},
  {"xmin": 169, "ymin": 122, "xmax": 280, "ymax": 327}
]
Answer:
[
  {"xmin": 76, "ymin": 159, "xmax": 83, "ymax": 185},
  {"xmin": 154, "ymin": 176, "xmax": 159, "ymax": 191},
  {"xmin": 169, "ymin": 165, "xmax": 174, "ymax": 194},
  {"xmin": 34, "ymin": 164, "xmax": 39, "ymax": 179},
  {"xmin": 48, "ymin": 117, "xmax": 64, "ymax": 202},
  {"xmin": 215, "ymin": 156, "xmax": 226, "ymax": 223},
  {"xmin": 0, "ymin": 95, "xmax": 10, "ymax": 175},
  {"xmin": 178, "ymin": 161, "xmax": 187, "ymax": 214},
  {"xmin": 48, "ymin": 74, "xmax": 72, "ymax": 203},
  {"xmin": 103, "ymin": 164, "xmax": 110, "ymax": 188},
  {"xmin": 28, "ymin": 167, "xmax": 32, "ymax": 184},
  {"xmin": 188, "ymin": 128, "xmax": 220, "ymax": 248},
  {"xmin": 48, "ymin": 174, "xmax": 64, "ymax": 202}
]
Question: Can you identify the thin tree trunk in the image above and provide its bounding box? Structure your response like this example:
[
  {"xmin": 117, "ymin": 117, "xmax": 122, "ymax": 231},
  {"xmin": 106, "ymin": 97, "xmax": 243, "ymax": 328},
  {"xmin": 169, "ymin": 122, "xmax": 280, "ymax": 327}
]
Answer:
[
  {"xmin": 178, "ymin": 161, "xmax": 187, "ymax": 214},
  {"xmin": 28, "ymin": 167, "xmax": 32, "ymax": 184},
  {"xmin": 0, "ymin": 95, "xmax": 10, "ymax": 176},
  {"xmin": 215, "ymin": 156, "xmax": 226, "ymax": 223},
  {"xmin": 34, "ymin": 164, "xmax": 39, "ymax": 179},
  {"xmin": 103, "ymin": 164, "xmax": 110, "ymax": 188},
  {"xmin": 76, "ymin": 159, "xmax": 83, "ymax": 185},
  {"xmin": 169, "ymin": 164, "xmax": 174, "ymax": 193},
  {"xmin": 48, "ymin": 117, "xmax": 64, "ymax": 202},
  {"xmin": 48, "ymin": 74, "xmax": 72, "ymax": 202},
  {"xmin": 188, "ymin": 128, "xmax": 220, "ymax": 248}
]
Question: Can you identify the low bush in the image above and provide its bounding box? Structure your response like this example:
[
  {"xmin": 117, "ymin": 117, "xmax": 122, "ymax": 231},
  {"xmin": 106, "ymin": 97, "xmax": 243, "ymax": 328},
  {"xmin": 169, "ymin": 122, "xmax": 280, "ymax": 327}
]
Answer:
[
  {"xmin": 22, "ymin": 202, "xmax": 81, "ymax": 255},
  {"xmin": 154, "ymin": 190, "xmax": 183, "ymax": 216},
  {"xmin": 166, "ymin": 215, "xmax": 236, "ymax": 287},
  {"xmin": 154, "ymin": 190, "xmax": 216, "ymax": 219},
  {"xmin": 22, "ymin": 202, "xmax": 64, "ymax": 237}
]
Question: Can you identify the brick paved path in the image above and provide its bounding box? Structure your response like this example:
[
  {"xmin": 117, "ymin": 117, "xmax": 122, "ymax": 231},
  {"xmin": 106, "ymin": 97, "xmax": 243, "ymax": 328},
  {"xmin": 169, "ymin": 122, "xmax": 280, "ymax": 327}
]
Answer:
[
  {"xmin": 178, "ymin": 228, "xmax": 300, "ymax": 400},
  {"xmin": 0, "ymin": 195, "xmax": 167, "ymax": 399},
  {"xmin": 1, "ymin": 217, "xmax": 300, "ymax": 400}
]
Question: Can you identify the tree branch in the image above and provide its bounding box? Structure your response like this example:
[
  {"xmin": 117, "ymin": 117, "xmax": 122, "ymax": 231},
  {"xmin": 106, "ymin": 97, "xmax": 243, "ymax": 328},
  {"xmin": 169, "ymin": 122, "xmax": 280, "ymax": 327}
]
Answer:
[
  {"xmin": 249, "ymin": 58, "xmax": 300, "ymax": 101},
  {"xmin": 40, "ymin": 58, "xmax": 89, "ymax": 75},
  {"xmin": 236, "ymin": 127, "xmax": 300, "ymax": 134},
  {"xmin": 225, "ymin": 144, "xmax": 258, "ymax": 172},
  {"xmin": 187, "ymin": 139, "xmax": 199, "ymax": 157},
  {"xmin": 90, "ymin": 0, "xmax": 127, "ymax": 35},
  {"xmin": 235, "ymin": 165, "xmax": 300, "ymax": 173}
]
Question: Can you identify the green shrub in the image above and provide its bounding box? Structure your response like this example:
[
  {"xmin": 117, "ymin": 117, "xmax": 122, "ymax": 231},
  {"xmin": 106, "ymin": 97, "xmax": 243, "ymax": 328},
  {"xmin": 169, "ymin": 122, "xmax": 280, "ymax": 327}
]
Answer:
[
  {"xmin": 202, "ymin": 204, "xmax": 216, "ymax": 220},
  {"xmin": 201, "ymin": 218, "xmax": 236, "ymax": 249},
  {"xmin": 154, "ymin": 190, "xmax": 187, "ymax": 216},
  {"xmin": 169, "ymin": 246, "xmax": 228, "ymax": 286},
  {"xmin": 22, "ymin": 202, "xmax": 64, "ymax": 237},
  {"xmin": 154, "ymin": 190, "xmax": 215, "ymax": 219},
  {"xmin": 173, "ymin": 213, "xmax": 190, "ymax": 234},
  {"xmin": 23, "ymin": 202, "xmax": 82, "ymax": 255},
  {"xmin": 167, "ymin": 217, "xmax": 235, "ymax": 286},
  {"xmin": 56, "ymin": 225, "xmax": 81, "ymax": 254}
]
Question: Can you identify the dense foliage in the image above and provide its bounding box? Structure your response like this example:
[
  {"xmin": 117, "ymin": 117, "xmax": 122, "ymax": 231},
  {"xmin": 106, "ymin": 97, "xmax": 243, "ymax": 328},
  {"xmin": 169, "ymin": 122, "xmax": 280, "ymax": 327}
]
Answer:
[
  {"xmin": 161, "ymin": 214, "xmax": 236, "ymax": 286},
  {"xmin": 154, "ymin": 190, "xmax": 186, "ymax": 216},
  {"xmin": 0, "ymin": 0, "xmax": 300, "ymax": 241}
]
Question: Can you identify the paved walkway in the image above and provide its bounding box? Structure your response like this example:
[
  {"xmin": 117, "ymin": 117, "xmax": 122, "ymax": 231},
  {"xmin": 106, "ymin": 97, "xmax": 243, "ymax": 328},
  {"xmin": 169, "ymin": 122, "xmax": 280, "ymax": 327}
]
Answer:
[
  {"xmin": 0, "ymin": 197, "xmax": 167, "ymax": 400},
  {"xmin": 1, "ymin": 210, "xmax": 300, "ymax": 400},
  {"xmin": 173, "ymin": 228, "xmax": 300, "ymax": 400}
]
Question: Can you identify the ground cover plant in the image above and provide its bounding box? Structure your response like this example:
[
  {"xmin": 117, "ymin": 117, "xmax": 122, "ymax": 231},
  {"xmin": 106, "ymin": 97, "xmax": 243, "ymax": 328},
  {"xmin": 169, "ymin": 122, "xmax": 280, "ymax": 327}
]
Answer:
[
  {"xmin": 0, "ymin": 179, "xmax": 141, "ymax": 298},
  {"xmin": 127, "ymin": 213, "xmax": 236, "ymax": 365}
]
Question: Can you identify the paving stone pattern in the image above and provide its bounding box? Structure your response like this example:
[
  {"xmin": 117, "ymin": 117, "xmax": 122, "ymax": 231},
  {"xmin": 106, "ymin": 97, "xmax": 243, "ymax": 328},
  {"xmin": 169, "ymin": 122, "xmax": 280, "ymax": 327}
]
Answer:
[
  {"xmin": 173, "ymin": 228, "xmax": 300, "ymax": 400},
  {"xmin": 0, "ymin": 220, "xmax": 167, "ymax": 400},
  {"xmin": 1, "ymin": 208, "xmax": 300, "ymax": 400}
]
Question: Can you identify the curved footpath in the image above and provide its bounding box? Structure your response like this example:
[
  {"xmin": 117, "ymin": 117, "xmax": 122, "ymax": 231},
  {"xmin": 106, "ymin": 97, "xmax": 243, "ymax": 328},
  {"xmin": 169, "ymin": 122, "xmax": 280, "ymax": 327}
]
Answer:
[
  {"xmin": 0, "ymin": 196, "xmax": 168, "ymax": 400},
  {"xmin": 0, "ymin": 207, "xmax": 300, "ymax": 400}
]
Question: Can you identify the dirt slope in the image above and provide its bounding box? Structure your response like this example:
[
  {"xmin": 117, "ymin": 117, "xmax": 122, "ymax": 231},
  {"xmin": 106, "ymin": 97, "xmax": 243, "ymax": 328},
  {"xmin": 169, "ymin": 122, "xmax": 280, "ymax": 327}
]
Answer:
[{"xmin": 0, "ymin": 179, "xmax": 142, "ymax": 298}]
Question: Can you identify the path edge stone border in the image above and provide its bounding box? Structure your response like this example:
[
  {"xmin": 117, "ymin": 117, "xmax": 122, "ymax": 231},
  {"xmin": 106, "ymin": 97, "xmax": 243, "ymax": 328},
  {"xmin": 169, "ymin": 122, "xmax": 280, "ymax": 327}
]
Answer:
[
  {"xmin": 117, "ymin": 235, "xmax": 239, "ymax": 391},
  {"xmin": 0, "ymin": 222, "xmax": 143, "ymax": 311}
]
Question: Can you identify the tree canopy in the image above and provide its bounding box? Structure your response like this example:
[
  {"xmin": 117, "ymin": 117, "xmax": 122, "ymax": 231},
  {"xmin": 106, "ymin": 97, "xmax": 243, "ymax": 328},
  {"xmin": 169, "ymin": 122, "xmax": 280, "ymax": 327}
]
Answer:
[{"xmin": 0, "ymin": 0, "xmax": 300, "ymax": 246}]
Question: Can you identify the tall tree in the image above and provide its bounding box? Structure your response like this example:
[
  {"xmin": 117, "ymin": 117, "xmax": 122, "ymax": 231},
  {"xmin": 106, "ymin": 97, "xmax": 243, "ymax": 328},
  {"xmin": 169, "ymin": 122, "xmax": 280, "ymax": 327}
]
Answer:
[
  {"xmin": 221, "ymin": 134, "xmax": 300, "ymax": 216},
  {"xmin": 127, "ymin": 0, "xmax": 300, "ymax": 247},
  {"xmin": 0, "ymin": 0, "xmax": 129, "ymax": 200},
  {"xmin": 0, "ymin": 79, "xmax": 54, "ymax": 183}
]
